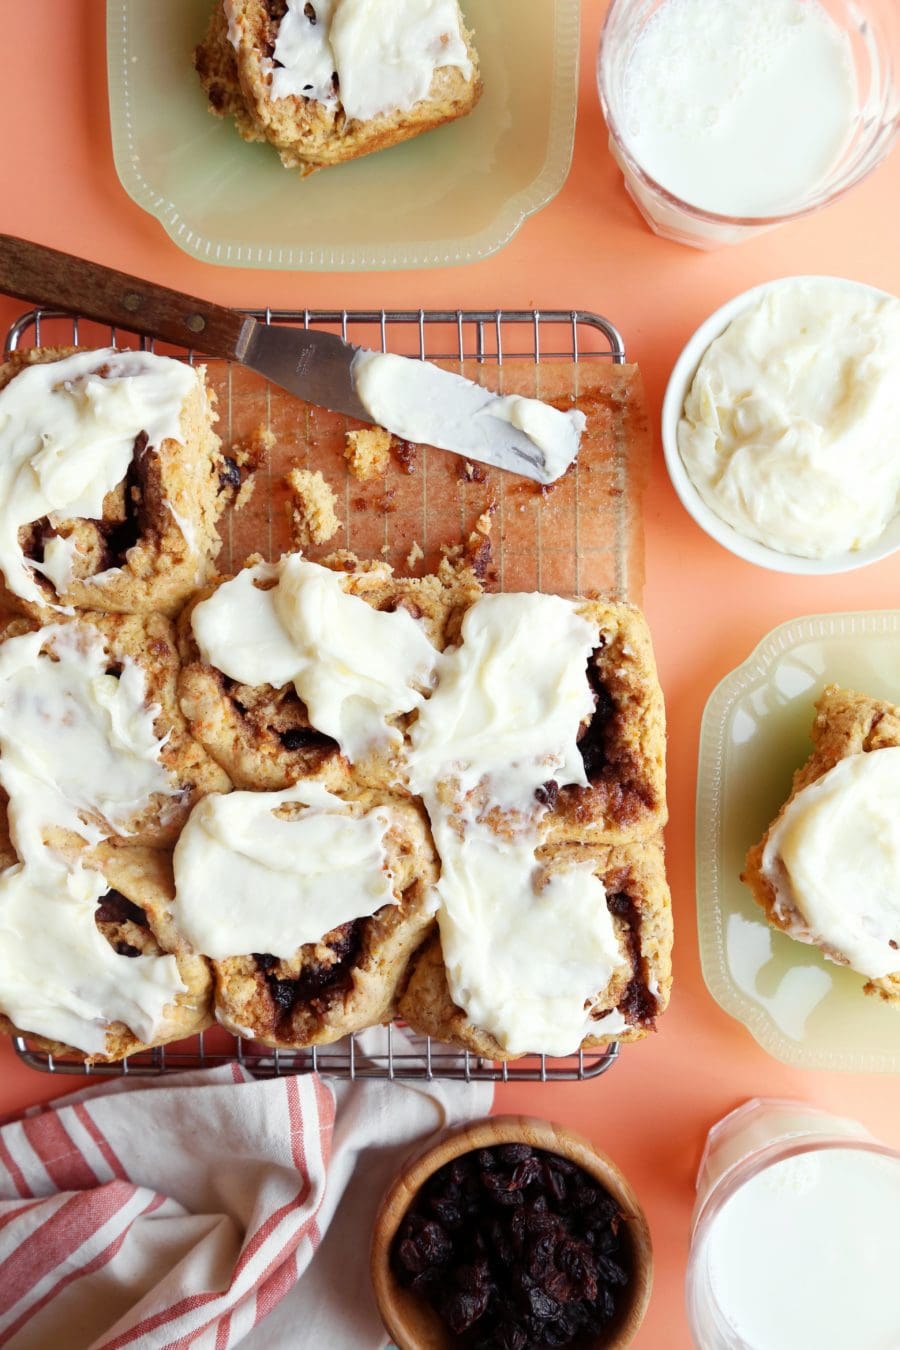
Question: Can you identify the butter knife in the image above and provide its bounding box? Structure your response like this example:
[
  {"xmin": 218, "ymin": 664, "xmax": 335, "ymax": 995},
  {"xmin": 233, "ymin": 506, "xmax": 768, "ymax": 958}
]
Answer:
[{"xmin": 0, "ymin": 235, "xmax": 583, "ymax": 484}]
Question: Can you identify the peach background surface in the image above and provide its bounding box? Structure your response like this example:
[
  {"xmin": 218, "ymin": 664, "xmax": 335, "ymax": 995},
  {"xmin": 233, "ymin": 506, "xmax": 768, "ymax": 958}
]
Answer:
[{"xmin": 1, "ymin": 3, "xmax": 899, "ymax": 1346}]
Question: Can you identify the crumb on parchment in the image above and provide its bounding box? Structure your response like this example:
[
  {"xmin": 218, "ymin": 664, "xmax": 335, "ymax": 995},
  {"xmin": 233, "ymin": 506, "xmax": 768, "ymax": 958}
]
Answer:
[
  {"xmin": 286, "ymin": 467, "xmax": 342, "ymax": 548},
  {"xmin": 235, "ymin": 423, "xmax": 275, "ymax": 469},
  {"xmin": 344, "ymin": 427, "xmax": 391, "ymax": 482}
]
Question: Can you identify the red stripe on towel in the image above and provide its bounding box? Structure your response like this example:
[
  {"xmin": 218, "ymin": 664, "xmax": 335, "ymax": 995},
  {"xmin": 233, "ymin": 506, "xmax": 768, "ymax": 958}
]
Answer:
[
  {"xmin": 0, "ymin": 1135, "xmax": 30, "ymax": 1199},
  {"xmin": 0, "ymin": 1183, "xmax": 135, "ymax": 1319},
  {"xmin": 0, "ymin": 1190, "xmax": 165, "ymax": 1346},
  {"xmin": 21, "ymin": 1113, "xmax": 97, "ymax": 1192}
]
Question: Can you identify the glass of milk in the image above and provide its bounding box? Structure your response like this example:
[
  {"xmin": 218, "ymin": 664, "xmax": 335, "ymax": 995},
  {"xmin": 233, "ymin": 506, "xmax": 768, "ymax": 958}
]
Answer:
[
  {"xmin": 598, "ymin": 0, "xmax": 899, "ymax": 248},
  {"xmin": 686, "ymin": 1098, "xmax": 900, "ymax": 1349}
]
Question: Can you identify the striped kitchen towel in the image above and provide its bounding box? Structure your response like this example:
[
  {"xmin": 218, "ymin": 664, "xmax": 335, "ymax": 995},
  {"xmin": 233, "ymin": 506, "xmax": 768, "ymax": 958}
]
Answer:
[{"xmin": 0, "ymin": 1046, "xmax": 491, "ymax": 1349}]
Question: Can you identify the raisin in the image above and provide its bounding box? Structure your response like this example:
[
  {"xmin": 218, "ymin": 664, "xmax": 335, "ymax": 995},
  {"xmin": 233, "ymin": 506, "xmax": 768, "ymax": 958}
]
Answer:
[
  {"xmin": 542, "ymin": 1158, "xmax": 567, "ymax": 1205},
  {"xmin": 482, "ymin": 1172, "xmax": 526, "ymax": 1207},
  {"xmin": 510, "ymin": 1157, "xmax": 542, "ymax": 1190},
  {"xmin": 606, "ymin": 889, "xmax": 656, "ymax": 1027},
  {"xmin": 619, "ymin": 976, "xmax": 657, "ymax": 1025},
  {"xmin": 101, "ymin": 440, "xmax": 149, "ymax": 566},
  {"xmin": 483, "ymin": 1326, "xmax": 526, "ymax": 1350},
  {"xmin": 267, "ymin": 978, "xmax": 298, "ymax": 1014},
  {"xmin": 442, "ymin": 1283, "xmax": 491, "ymax": 1335},
  {"xmin": 572, "ymin": 1177, "xmax": 602, "ymax": 1211},
  {"xmin": 449, "ymin": 1157, "xmax": 470, "ymax": 1186},
  {"xmin": 219, "ymin": 456, "xmax": 241, "ymax": 492},
  {"xmin": 113, "ymin": 941, "xmax": 141, "ymax": 958},
  {"xmin": 428, "ymin": 1194, "xmax": 462, "ymax": 1229},
  {"xmin": 534, "ymin": 780, "xmax": 559, "ymax": 809},
  {"xmin": 96, "ymin": 889, "xmax": 148, "ymax": 929},
  {"xmin": 260, "ymin": 922, "xmax": 363, "ymax": 1022},
  {"xmin": 277, "ymin": 724, "xmax": 337, "ymax": 753},
  {"xmin": 596, "ymin": 1254, "xmax": 629, "ymax": 1287},
  {"xmin": 409, "ymin": 1268, "xmax": 441, "ymax": 1296},
  {"xmin": 526, "ymin": 1232, "xmax": 557, "ymax": 1280},
  {"xmin": 578, "ymin": 661, "xmax": 616, "ymax": 778},
  {"xmin": 396, "ymin": 1220, "xmax": 451, "ymax": 1274},
  {"xmin": 522, "ymin": 1279, "xmax": 560, "ymax": 1321},
  {"xmin": 497, "ymin": 1144, "xmax": 533, "ymax": 1166}
]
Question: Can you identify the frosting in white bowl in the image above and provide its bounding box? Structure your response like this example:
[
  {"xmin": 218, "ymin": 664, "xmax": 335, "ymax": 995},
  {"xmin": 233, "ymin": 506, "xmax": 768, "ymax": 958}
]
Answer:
[{"xmin": 662, "ymin": 277, "xmax": 900, "ymax": 575}]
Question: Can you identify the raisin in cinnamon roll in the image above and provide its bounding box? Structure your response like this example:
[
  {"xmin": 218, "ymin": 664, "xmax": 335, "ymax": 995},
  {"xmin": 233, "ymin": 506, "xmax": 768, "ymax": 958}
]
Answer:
[
  {"xmin": 538, "ymin": 600, "xmax": 667, "ymax": 846},
  {"xmin": 172, "ymin": 784, "xmax": 438, "ymax": 1048},
  {"xmin": 176, "ymin": 552, "xmax": 478, "ymax": 793},
  {"xmin": 398, "ymin": 837, "xmax": 673, "ymax": 1059},
  {"xmin": 195, "ymin": 0, "xmax": 482, "ymax": 177},
  {"xmin": 0, "ymin": 347, "xmax": 224, "ymax": 617},
  {"xmin": 0, "ymin": 843, "xmax": 213, "ymax": 1064}
]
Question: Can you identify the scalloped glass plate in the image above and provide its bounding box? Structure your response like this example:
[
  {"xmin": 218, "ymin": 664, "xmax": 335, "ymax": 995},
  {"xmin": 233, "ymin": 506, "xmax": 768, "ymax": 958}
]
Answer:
[
  {"xmin": 697, "ymin": 611, "xmax": 900, "ymax": 1073},
  {"xmin": 106, "ymin": 0, "xmax": 579, "ymax": 271}
]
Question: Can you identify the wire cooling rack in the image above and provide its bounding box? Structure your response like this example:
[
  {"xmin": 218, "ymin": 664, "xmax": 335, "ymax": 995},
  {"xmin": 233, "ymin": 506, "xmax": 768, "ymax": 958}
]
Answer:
[
  {"xmin": 5, "ymin": 306, "xmax": 627, "ymax": 1082},
  {"xmin": 12, "ymin": 1027, "xmax": 619, "ymax": 1083}
]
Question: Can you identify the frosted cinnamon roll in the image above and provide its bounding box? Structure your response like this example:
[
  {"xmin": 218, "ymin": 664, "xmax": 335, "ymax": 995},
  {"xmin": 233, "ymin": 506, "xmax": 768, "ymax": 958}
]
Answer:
[{"xmin": 0, "ymin": 346, "xmax": 224, "ymax": 617}]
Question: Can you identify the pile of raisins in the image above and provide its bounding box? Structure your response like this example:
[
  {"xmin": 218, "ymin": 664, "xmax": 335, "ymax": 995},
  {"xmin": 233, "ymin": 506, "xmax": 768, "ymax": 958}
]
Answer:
[{"xmin": 391, "ymin": 1144, "xmax": 631, "ymax": 1348}]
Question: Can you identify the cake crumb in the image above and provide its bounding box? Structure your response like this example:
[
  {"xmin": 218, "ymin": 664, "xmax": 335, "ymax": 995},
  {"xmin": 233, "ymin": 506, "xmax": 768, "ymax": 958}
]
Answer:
[
  {"xmin": 464, "ymin": 502, "xmax": 497, "ymax": 579},
  {"xmin": 405, "ymin": 539, "xmax": 425, "ymax": 569},
  {"xmin": 286, "ymin": 467, "xmax": 342, "ymax": 548},
  {"xmin": 344, "ymin": 427, "xmax": 391, "ymax": 482},
  {"xmin": 236, "ymin": 423, "xmax": 275, "ymax": 469}
]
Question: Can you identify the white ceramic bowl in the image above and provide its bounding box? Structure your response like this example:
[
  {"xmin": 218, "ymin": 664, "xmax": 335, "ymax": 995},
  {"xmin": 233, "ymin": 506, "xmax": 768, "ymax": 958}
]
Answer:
[{"xmin": 661, "ymin": 276, "xmax": 900, "ymax": 575}]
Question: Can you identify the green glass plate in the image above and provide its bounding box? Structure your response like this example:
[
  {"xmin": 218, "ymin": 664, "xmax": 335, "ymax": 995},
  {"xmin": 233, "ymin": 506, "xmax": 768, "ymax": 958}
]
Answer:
[
  {"xmin": 697, "ymin": 611, "xmax": 900, "ymax": 1073},
  {"xmin": 106, "ymin": 0, "xmax": 580, "ymax": 270}
]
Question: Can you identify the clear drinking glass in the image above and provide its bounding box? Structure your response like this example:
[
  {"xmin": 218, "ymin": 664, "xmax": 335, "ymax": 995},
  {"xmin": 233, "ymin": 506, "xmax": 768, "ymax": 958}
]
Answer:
[
  {"xmin": 597, "ymin": 0, "xmax": 900, "ymax": 249},
  {"xmin": 685, "ymin": 1099, "xmax": 900, "ymax": 1349}
]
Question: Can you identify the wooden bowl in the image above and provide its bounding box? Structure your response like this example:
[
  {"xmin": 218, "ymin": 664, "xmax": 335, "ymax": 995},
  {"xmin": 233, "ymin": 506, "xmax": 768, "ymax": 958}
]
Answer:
[{"xmin": 371, "ymin": 1114, "xmax": 653, "ymax": 1350}]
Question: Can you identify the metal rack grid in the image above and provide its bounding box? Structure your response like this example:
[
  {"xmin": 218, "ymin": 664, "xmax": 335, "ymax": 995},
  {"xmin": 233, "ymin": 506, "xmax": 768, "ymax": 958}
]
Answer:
[{"xmin": 5, "ymin": 305, "xmax": 627, "ymax": 1082}]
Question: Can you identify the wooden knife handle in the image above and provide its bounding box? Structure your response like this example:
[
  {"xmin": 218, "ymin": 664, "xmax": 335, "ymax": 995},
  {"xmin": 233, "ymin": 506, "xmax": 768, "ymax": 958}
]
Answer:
[{"xmin": 0, "ymin": 234, "xmax": 255, "ymax": 359}]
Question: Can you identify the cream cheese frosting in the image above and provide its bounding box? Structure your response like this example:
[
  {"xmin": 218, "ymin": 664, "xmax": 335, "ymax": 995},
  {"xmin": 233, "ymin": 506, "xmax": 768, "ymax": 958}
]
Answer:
[
  {"xmin": 409, "ymin": 592, "xmax": 599, "ymax": 810},
  {"xmin": 256, "ymin": 0, "xmax": 472, "ymax": 121},
  {"xmin": 270, "ymin": 0, "xmax": 339, "ymax": 106},
  {"xmin": 191, "ymin": 555, "xmax": 439, "ymax": 761},
  {"xmin": 172, "ymin": 781, "xmax": 398, "ymax": 960},
  {"xmin": 0, "ymin": 624, "xmax": 174, "ymax": 857},
  {"xmin": 409, "ymin": 592, "xmax": 623, "ymax": 1055},
  {"xmin": 678, "ymin": 281, "xmax": 900, "ymax": 558},
  {"xmin": 351, "ymin": 352, "xmax": 585, "ymax": 485},
  {"xmin": 0, "ymin": 855, "xmax": 186, "ymax": 1056},
  {"xmin": 431, "ymin": 816, "xmax": 627, "ymax": 1056},
  {"xmin": 762, "ymin": 747, "xmax": 900, "ymax": 977},
  {"xmin": 0, "ymin": 348, "xmax": 198, "ymax": 605},
  {"xmin": 0, "ymin": 621, "xmax": 184, "ymax": 1054},
  {"xmin": 329, "ymin": 0, "xmax": 472, "ymax": 122},
  {"xmin": 31, "ymin": 533, "xmax": 80, "ymax": 594}
]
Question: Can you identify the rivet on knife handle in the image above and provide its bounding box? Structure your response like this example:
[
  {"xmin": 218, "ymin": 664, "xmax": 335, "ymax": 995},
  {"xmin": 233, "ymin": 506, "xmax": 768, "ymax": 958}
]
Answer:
[{"xmin": 0, "ymin": 234, "xmax": 255, "ymax": 361}]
